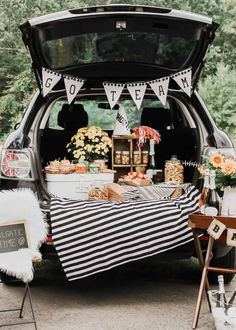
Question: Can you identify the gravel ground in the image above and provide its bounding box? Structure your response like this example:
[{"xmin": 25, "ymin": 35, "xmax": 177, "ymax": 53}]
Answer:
[{"xmin": 1, "ymin": 258, "xmax": 235, "ymax": 330}]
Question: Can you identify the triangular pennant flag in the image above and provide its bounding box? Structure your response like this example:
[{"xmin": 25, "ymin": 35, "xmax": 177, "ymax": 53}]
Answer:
[
  {"xmin": 227, "ymin": 229, "xmax": 236, "ymax": 247},
  {"xmin": 113, "ymin": 105, "xmax": 130, "ymax": 135},
  {"xmin": 127, "ymin": 83, "xmax": 147, "ymax": 110},
  {"xmin": 64, "ymin": 76, "xmax": 84, "ymax": 104},
  {"xmin": 42, "ymin": 68, "xmax": 61, "ymax": 97},
  {"xmin": 103, "ymin": 83, "xmax": 125, "ymax": 109},
  {"xmin": 149, "ymin": 77, "xmax": 170, "ymax": 106},
  {"xmin": 171, "ymin": 68, "xmax": 192, "ymax": 97}
]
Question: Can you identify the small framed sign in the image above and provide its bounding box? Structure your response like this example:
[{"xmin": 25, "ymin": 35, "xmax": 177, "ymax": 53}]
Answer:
[{"xmin": 0, "ymin": 220, "xmax": 30, "ymax": 253}]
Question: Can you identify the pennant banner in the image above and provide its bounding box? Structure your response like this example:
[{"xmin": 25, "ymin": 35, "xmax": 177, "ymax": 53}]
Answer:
[
  {"xmin": 42, "ymin": 68, "xmax": 62, "ymax": 97},
  {"xmin": 41, "ymin": 67, "xmax": 192, "ymax": 108},
  {"xmin": 207, "ymin": 218, "xmax": 226, "ymax": 240},
  {"xmin": 113, "ymin": 105, "xmax": 130, "ymax": 135},
  {"xmin": 149, "ymin": 77, "xmax": 170, "ymax": 106},
  {"xmin": 103, "ymin": 83, "xmax": 125, "ymax": 109},
  {"xmin": 207, "ymin": 221, "xmax": 236, "ymax": 248},
  {"xmin": 127, "ymin": 83, "xmax": 147, "ymax": 110},
  {"xmin": 227, "ymin": 229, "xmax": 236, "ymax": 247},
  {"xmin": 64, "ymin": 76, "xmax": 85, "ymax": 105},
  {"xmin": 171, "ymin": 68, "xmax": 192, "ymax": 97}
]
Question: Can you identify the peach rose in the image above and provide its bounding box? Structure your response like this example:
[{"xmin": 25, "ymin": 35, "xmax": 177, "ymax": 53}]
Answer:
[
  {"xmin": 221, "ymin": 159, "xmax": 236, "ymax": 175},
  {"xmin": 210, "ymin": 153, "xmax": 224, "ymax": 168}
]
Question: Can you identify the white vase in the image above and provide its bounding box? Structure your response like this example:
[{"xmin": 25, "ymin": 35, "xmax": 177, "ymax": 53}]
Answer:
[{"xmin": 221, "ymin": 187, "xmax": 236, "ymax": 217}]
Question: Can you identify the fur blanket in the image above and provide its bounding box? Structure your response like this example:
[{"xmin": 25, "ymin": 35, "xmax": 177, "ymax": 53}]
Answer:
[{"xmin": 0, "ymin": 189, "xmax": 48, "ymax": 282}]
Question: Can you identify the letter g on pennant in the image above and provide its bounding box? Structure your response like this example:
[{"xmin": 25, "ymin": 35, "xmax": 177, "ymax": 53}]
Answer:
[{"xmin": 42, "ymin": 68, "xmax": 62, "ymax": 97}]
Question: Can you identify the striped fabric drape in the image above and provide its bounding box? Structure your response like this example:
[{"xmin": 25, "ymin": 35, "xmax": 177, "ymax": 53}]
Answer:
[{"xmin": 51, "ymin": 186, "xmax": 200, "ymax": 281}]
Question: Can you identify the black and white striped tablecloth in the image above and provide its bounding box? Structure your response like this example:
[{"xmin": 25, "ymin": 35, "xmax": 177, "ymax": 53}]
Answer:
[{"xmin": 50, "ymin": 186, "xmax": 200, "ymax": 281}]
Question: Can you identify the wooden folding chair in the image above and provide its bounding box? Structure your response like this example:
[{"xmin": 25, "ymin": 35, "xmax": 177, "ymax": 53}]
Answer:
[{"xmin": 188, "ymin": 214, "xmax": 236, "ymax": 329}]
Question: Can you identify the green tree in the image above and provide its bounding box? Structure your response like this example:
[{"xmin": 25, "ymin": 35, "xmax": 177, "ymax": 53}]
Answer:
[
  {"xmin": 0, "ymin": 0, "xmax": 236, "ymax": 142},
  {"xmin": 199, "ymin": 63, "xmax": 236, "ymax": 135}
]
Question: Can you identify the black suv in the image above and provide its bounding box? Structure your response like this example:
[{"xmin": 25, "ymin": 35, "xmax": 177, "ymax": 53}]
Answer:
[{"xmin": 0, "ymin": 5, "xmax": 235, "ymax": 282}]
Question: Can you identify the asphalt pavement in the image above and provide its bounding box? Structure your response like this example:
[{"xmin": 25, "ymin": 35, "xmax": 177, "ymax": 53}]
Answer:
[{"xmin": 0, "ymin": 258, "xmax": 235, "ymax": 330}]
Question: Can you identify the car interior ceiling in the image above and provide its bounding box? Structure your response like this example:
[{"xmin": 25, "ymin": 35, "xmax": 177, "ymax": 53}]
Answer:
[{"xmin": 39, "ymin": 98, "xmax": 198, "ymax": 182}]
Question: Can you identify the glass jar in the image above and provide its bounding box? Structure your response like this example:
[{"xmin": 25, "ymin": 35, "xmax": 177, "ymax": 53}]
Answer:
[
  {"xmin": 121, "ymin": 151, "xmax": 130, "ymax": 165},
  {"xmin": 142, "ymin": 151, "xmax": 149, "ymax": 165},
  {"xmin": 74, "ymin": 163, "xmax": 87, "ymax": 173},
  {"xmin": 164, "ymin": 155, "xmax": 184, "ymax": 184},
  {"xmin": 89, "ymin": 163, "xmax": 100, "ymax": 173},
  {"xmin": 133, "ymin": 151, "xmax": 141, "ymax": 165},
  {"xmin": 115, "ymin": 150, "xmax": 122, "ymax": 165}
]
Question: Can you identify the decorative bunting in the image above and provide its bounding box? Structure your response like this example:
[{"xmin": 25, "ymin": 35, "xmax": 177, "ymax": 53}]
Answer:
[
  {"xmin": 42, "ymin": 68, "xmax": 62, "ymax": 97},
  {"xmin": 103, "ymin": 83, "xmax": 125, "ymax": 109},
  {"xmin": 149, "ymin": 77, "xmax": 170, "ymax": 106},
  {"xmin": 227, "ymin": 229, "xmax": 236, "ymax": 247},
  {"xmin": 40, "ymin": 66, "xmax": 193, "ymax": 107},
  {"xmin": 207, "ymin": 218, "xmax": 226, "ymax": 240},
  {"xmin": 113, "ymin": 105, "xmax": 130, "ymax": 135},
  {"xmin": 171, "ymin": 68, "xmax": 192, "ymax": 97},
  {"xmin": 127, "ymin": 83, "xmax": 147, "ymax": 110},
  {"xmin": 64, "ymin": 76, "xmax": 84, "ymax": 104}
]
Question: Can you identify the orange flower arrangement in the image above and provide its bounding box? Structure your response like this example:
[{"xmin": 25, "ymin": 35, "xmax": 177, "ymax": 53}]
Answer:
[
  {"xmin": 201, "ymin": 153, "xmax": 236, "ymax": 188},
  {"xmin": 209, "ymin": 154, "xmax": 224, "ymax": 168}
]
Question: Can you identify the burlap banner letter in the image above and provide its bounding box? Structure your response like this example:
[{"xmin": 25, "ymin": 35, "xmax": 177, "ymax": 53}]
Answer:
[
  {"xmin": 207, "ymin": 218, "xmax": 226, "ymax": 240},
  {"xmin": 149, "ymin": 77, "xmax": 170, "ymax": 106},
  {"xmin": 64, "ymin": 76, "xmax": 85, "ymax": 104},
  {"xmin": 103, "ymin": 83, "xmax": 125, "ymax": 109},
  {"xmin": 171, "ymin": 68, "xmax": 192, "ymax": 97},
  {"xmin": 127, "ymin": 83, "xmax": 147, "ymax": 110},
  {"xmin": 227, "ymin": 229, "xmax": 236, "ymax": 247},
  {"xmin": 42, "ymin": 68, "xmax": 61, "ymax": 97}
]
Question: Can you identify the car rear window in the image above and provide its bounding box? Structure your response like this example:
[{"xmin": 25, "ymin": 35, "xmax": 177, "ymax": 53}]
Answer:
[
  {"xmin": 36, "ymin": 16, "xmax": 201, "ymax": 70},
  {"xmin": 47, "ymin": 97, "xmax": 173, "ymax": 131}
]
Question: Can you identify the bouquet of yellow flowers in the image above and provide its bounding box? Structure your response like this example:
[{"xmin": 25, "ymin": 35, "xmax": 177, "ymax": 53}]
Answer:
[
  {"xmin": 67, "ymin": 126, "xmax": 112, "ymax": 163},
  {"xmin": 199, "ymin": 153, "xmax": 236, "ymax": 188}
]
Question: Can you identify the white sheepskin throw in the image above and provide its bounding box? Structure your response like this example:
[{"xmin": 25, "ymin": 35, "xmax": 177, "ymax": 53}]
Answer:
[{"xmin": 0, "ymin": 189, "xmax": 48, "ymax": 282}]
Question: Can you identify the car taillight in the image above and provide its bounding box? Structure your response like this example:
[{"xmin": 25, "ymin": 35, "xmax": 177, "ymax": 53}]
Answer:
[{"xmin": 0, "ymin": 149, "xmax": 35, "ymax": 180}]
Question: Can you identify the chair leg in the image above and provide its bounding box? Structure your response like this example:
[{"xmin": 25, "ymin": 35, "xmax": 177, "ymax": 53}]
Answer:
[
  {"xmin": 27, "ymin": 284, "xmax": 37, "ymax": 330},
  {"xmin": 19, "ymin": 282, "xmax": 29, "ymax": 318},
  {"xmin": 18, "ymin": 282, "xmax": 37, "ymax": 330},
  {"xmin": 193, "ymin": 233, "xmax": 211, "ymax": 311},
  {"xmin": 192, "ymin": 236, "xmax": 214, "ymax": 329}
]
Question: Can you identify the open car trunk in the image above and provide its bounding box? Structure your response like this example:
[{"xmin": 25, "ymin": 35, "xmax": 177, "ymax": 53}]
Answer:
[{"xmin": 38, "ymin": 92, "xmax": 200, "ymax": 197}]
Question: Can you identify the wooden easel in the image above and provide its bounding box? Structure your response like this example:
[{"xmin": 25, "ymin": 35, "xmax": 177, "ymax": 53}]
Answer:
[
  {"xmin": 0, "ymin": 219, "xmax": 41, "ymax": 329},
  {"xmin": 0, "ymin": 281, "xmax": 37, "ymax": 329}
]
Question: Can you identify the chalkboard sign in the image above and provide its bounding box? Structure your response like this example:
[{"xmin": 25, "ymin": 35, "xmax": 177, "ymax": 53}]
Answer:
[{"xmin": 0, "ymin": 220, "xmax": 30, "ymax": 253}]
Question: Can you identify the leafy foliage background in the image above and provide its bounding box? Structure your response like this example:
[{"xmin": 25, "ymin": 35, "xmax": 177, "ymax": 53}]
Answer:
[{"xmin": 0, "ymin": 0, "xmax": 236, "ymax": 142}]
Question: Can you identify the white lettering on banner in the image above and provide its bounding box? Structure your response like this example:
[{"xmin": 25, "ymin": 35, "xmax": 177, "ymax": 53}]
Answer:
[
  {"xmin": 227, "ymin": 229, "xmax": 236, "ymax": 247},
  {"xmin": 171, "ymin": 68, "xmax": 192, "ymax": 97},
  {"xmin": 42, "ymin": 68, "xmax": 62, "ymax": 97},
  {"xmin": 64, "ymin": 76, "xmax": 85, "ymax": 104},
  {"xmin": 207, "ymin": 218, "xmax": 226, "ymax": 240},
  {"xmin": 103, "ymin": 83, "xmax": 125, "ymax": 109},
  {"xmin": 149, "ymin": 77, "xmax": 170, "ymax": 106},
  {"xmin": 127, "ymin": 83, "xmax": 147, "ymax": 110}
]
